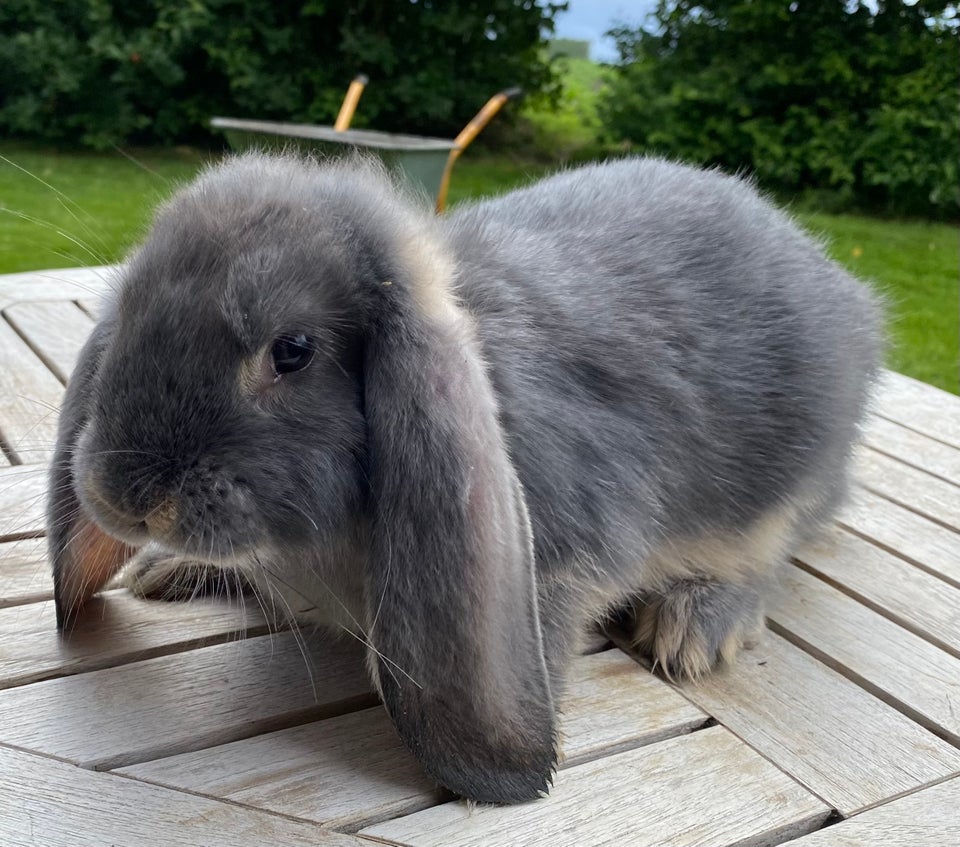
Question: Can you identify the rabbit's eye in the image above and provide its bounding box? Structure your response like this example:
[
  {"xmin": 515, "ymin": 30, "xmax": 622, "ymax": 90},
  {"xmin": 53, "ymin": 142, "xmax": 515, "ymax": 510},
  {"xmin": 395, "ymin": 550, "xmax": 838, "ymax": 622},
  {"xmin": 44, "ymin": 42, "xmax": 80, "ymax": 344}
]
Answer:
[{"xmin": 271, "ymin": 334, "xmax": 314, "ymax": 375}]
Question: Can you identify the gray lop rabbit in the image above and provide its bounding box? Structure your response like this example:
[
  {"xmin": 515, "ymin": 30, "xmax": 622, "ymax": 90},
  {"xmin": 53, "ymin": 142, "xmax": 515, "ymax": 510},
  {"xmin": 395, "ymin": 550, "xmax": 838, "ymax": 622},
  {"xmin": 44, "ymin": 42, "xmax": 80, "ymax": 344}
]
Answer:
[{"xmin": 49, "ymin": 153, "xmax": 882, "ymax": 804}]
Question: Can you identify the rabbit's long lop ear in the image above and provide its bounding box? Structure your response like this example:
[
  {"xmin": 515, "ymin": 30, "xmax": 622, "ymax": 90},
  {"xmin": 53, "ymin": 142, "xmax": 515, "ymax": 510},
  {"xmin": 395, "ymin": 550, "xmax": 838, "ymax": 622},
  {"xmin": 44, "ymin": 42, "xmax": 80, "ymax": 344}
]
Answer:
[
  {"xmin": 364, "ymin": 264, "xmax": 556, "ymax": 804},
  {"xmin": 49, "ymin": 324, "xmax": 136, "ymax": 630}
]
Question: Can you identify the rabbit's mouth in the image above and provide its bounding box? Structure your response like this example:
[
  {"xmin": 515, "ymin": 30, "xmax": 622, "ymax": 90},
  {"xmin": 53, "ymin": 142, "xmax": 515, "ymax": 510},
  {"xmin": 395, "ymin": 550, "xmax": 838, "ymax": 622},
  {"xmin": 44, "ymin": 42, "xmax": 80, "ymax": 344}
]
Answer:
[
  {"xmin": 75, "ymin": 479, "xmax": 151, "ymax": 546},
  {"xmin": 74, "ymin": 425, "xmax": 275, "ymax": 557},
  {"xmin": 75, "ymin": 462, "xmax": 267, "ymax": 560}
]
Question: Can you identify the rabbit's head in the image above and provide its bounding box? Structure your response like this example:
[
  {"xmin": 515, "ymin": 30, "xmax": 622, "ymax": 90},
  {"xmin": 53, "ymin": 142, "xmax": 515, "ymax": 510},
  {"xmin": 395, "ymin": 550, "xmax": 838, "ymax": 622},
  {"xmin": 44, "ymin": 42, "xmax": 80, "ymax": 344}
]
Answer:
[{"xmin": 49, "ymin": 153, "xmax": 556, "ymax": 803}]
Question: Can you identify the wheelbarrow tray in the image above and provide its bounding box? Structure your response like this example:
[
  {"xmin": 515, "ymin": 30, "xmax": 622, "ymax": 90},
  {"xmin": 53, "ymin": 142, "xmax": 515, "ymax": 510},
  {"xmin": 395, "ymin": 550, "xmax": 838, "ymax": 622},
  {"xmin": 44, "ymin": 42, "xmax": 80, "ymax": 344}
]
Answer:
[{"xmin": 211, "ymin": 117, "xmax": 455, "ymax": 199}]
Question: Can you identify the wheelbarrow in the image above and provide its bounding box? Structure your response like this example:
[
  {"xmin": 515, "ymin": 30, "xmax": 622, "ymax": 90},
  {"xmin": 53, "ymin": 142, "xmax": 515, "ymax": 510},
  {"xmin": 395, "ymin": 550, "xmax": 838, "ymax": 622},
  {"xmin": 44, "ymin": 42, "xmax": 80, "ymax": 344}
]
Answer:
[{"xmin": 211, "ymin": 77, "xmax": 521, "ymax": 212}]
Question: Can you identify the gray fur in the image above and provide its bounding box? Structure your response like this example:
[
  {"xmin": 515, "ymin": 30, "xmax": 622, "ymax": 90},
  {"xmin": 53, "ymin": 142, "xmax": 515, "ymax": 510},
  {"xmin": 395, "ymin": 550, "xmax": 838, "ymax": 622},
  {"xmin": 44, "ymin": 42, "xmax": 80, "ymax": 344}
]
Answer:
[{"xmin": 48, "ymin": 153, "xmax": 882, "ymax": 804}]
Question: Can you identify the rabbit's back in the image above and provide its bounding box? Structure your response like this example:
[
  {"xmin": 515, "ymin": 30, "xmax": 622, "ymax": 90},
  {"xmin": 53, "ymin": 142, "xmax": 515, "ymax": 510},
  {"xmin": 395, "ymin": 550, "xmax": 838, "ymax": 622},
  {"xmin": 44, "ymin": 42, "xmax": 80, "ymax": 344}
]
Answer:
[{"xmin": 444, "ymin": 158, "xmax": 882, "ymax": 569}]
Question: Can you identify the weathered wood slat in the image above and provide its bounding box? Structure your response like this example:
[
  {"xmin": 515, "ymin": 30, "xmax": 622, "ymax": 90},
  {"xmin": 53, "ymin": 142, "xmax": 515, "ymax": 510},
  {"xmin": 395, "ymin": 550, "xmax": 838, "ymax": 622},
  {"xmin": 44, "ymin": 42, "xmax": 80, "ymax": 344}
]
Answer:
[
  {"xmin": 557, "ymin": 649, "xmax": 707, "ymax": 765},
  {"xmin": 0, "ymin": 266, "xmax": 115, "ymax": 310},
  {"xmin": 0, "ymin": 591, "xmax": 268, "ymax": 690},
  {"xmin": 4, "ymin": 300, "xmax": 95, "ymax": 383},
  {"xmin": 795, "ymin": 526, "xmax": 960, "ymax": 657},
  {"xmin": 119, "ymin": 651, "xmax": 706, "ymax": 831},
  {"xmin": 122, "ymin": 707, "xmax": 443, "ymax": 832},
  {"xmin": 780, "ymin": 776, "xmax": 960, "ymax": 846},
  {"xmin": 0, "ymin": 318, "xmax": 65, "ymax": 464},
  {"xmin": 864, "ymin": 415, "xmax": 960, "ymax": 486},
  {"xmin": 840, "ymin": 488, "xmax": 960, "ymax": 589},
  {"xmin": 0, "ymin": 630, "xmax": 372, "ymax": 769},
  {"xmin": 0, "ymin": 537, "xmax": 51, "ymax": 607},
  {"xmin": 769, "ymin": 566, "xmax": 960, "ymax": 744},
  {"xmin": 0, "ymin": 745, "xmax": 362, "ymax": 847},
  {"xmin": 873, "ymin": 370, "xmax": 960, "ymax": 449},
  {"xmin": 0, "ymin": 464, "xmax": 47, "ymax": 539},
  {"xmin": 854, "ymin": 448, "xmax": 960, "ymax": 531},
  {"xmin": 359, "ymin": 726, "xmax": 828, "ymax": 847},
  {"xmin": 671, "ymin": 631, "xmax": 960, "ymax": 815}
]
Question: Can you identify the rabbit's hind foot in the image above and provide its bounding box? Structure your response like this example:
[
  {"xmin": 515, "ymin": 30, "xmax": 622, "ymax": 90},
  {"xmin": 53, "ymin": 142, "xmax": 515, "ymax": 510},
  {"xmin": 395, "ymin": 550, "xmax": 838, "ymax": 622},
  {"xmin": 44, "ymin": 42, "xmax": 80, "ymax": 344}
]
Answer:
[{"xmin": 630, "ymin": 579, "xmax": 765, "ymax": 681}]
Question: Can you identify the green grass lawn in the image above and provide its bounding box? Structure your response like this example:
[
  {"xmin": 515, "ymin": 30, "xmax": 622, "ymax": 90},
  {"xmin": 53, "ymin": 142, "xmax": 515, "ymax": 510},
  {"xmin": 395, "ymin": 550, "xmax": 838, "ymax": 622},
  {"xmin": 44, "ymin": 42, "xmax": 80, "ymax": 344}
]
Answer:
[
  {"xmin": 0, "ymin": 143, "xmax": 210, "ymax": 273},
  {"xmin": 1, "ymin": 142, "xmax": 957, "ymax": 393},
  {"xmin": 796, "ymin": 211, "xmax": 958, "ymax": 394}
]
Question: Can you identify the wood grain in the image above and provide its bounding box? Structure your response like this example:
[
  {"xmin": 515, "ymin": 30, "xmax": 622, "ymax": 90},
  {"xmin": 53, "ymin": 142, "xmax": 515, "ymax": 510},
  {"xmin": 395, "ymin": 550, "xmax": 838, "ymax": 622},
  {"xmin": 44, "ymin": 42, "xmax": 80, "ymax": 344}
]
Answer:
[
  {"xmin": 0, "ymin": 317, "xmax": 64, "ymax": 464},
  {"xmin": 864, "ymin": 415, "xmax": 960, "ymax": 486},
  {"xmin": 780, "ymin": 776, "xmax": 960, "ymax": 846},
  {"xmin": 120, "ymin": 650, "xmax": 706, "ymax": 831},
  {"xmin": 0, "ymin": 464, "xmax": 47, "ymax": 539},
  {"xmin": 672, "ymin": 631, "xmax": 960, "ymax": 815},
  {"xmin": 4, "ymin": 300, "xmax": 95, "ymax": 383},
  {"xmin": 855, "ymin": 448, "xmax": 960, "ymax": 531},
  {"xmin": 795, "ymin": 525, "xmax": 960, "ymax": 657},
  {"xmin": 0, "ymin": 537, "xmax": 51, "ymax": 607},
  {"xmin": 121, "ymin": 707, "xmax": 443, "ymax": 832},
  {"xmin": 0, "ymin": 629, "xmax": 372, "ymax": 769},
  {"xmin": 0, "ymin": 745, "xmax": 362, "ymax": 847},
  {"xmin": 873, "ymin": 370, "xmax": 960, "ymax": 449},
  {"xmin": 0, "ymin": 266, "xmax": 115, "ymax": 310},
  {"xmin": 839, "ymin": 488, "xmax": 960, "ymax": 589},
  {"xmin": 360, "ymin": 726, "xmax": 828, "ymax": 847},
  {"xmin": 558, "ymin": 649, "xmax": 707, "ymax": 765},
  {"xmin": 0, "ymin": 590, "xmax": 268, "ymax": 690},
  {"xmin": 769, "ymin": 565, "xmax": 960, "ymax": 744}
]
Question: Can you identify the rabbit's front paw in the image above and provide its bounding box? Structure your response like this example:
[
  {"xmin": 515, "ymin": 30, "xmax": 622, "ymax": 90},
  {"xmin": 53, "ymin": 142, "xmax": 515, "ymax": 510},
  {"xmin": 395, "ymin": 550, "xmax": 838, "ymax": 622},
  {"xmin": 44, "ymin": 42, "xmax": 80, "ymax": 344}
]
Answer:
[
  {"xmin": 123, "ymin": 546, "xmax": 245, "ymax": 602},
  {"xmin": 632, "ymin": 579, "xmax": 764, "ymax": 680}
]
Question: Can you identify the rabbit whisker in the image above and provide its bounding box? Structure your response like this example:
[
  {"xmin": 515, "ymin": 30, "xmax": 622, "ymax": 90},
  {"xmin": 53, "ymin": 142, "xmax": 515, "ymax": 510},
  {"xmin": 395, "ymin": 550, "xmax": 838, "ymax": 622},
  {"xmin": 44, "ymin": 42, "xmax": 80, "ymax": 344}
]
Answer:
[
  {"xmin": 111, "ymin": 145, "xmax": 174, "ymax": 185},
  {"xmin": 249, "ymin": 553, "xmax": 319, "ymax": 699},
  {"xmin": 257, "ymin": 558, "xmax": 422, "ymax": 691},
  {"xmin": 0, "ymin": 154, "xmax": 114, "ymax": 258}
]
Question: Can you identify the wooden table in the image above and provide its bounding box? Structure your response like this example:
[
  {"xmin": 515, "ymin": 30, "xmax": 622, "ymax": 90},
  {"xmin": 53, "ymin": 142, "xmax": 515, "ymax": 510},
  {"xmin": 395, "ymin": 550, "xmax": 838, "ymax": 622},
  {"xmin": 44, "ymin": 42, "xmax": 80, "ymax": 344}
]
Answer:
[{"xmin": 1, "ymin": 267, "xmax": 958, "ymax": 846}]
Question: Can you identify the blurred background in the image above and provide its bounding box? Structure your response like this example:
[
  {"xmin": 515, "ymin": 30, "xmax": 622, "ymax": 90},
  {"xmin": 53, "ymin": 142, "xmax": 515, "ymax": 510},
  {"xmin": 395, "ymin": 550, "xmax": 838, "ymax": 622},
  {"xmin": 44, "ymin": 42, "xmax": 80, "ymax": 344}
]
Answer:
[{"xmin": 1, "ymin": 0, "xmax": 957, "ymax": 391}]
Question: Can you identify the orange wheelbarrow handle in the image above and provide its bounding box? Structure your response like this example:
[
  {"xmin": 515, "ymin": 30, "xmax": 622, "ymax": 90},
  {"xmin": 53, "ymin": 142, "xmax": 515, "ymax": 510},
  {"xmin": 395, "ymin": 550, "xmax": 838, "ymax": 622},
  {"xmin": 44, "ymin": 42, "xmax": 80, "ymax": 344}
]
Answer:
[
  {"xmin": 435, "ymin": 87, "xmax": 523, "ymax": 213},
  {"xmin": 334, "ymin": 74, "xmax": 369, "ymax": 132}
]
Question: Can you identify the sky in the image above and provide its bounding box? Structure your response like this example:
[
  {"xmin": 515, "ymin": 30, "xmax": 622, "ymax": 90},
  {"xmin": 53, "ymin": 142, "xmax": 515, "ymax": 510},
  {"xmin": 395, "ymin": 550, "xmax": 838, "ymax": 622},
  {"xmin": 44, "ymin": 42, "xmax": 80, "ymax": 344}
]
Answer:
[
  {"xmin": 552, "ymin": 1, "xmax": 951, "ymax": 61},
  {"xmin": 552, "ymin": 0, "xmax": 656, "ymax": 62}
]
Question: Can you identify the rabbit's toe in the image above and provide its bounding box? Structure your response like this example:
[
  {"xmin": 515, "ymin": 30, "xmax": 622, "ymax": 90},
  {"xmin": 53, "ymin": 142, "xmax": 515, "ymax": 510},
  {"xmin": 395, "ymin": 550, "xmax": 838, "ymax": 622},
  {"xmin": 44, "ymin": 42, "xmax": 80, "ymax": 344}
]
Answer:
[
  {"xmin": 123, "ymin": 547, "xmax": 243, "ymax": 602},
  {"xmin": 632, "ymin": 579, "xmax": 763, "ymax": 680}
]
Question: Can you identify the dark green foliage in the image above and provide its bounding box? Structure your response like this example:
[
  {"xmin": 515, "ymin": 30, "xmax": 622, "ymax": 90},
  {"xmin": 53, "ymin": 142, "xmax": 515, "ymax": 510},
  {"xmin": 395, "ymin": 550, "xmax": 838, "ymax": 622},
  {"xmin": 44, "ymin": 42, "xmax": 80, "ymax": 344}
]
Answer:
[
  {"xmin": 0, "ymin": 0, "xmax": 565, "ymax": 149},
  {"xmin": 600, "ymin": 1, "xmax": 959, "ymax": 217}
]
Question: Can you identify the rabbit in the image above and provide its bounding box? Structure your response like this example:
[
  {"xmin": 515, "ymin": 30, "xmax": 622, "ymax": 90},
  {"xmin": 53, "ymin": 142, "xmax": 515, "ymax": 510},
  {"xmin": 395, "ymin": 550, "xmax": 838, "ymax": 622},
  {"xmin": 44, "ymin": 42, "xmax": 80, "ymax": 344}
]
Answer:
[{"xmin": 49, "ymin": 152, "xmax": 883, "ymax": 805}]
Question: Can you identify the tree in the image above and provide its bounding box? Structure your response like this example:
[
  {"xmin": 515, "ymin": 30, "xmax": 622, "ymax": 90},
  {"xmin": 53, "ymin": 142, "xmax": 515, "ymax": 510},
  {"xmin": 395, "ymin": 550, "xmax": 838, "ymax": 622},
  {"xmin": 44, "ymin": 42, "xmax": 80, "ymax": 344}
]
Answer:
[
  {"xmin": 0, "ymin": 0, "xmax": 567, "ymax": 148},
  {"xmin": 599, "ymin": 1, "xmax": 959, "ymax": 217}
]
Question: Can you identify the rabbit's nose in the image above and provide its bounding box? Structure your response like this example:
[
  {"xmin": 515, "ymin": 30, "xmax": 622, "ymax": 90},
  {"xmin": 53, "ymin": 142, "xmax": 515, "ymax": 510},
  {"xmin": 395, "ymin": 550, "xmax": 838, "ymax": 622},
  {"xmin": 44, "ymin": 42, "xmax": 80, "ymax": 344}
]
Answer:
[{"xmin": 144, "ymin": 497, "xmax": 179, "ymax": 538}]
